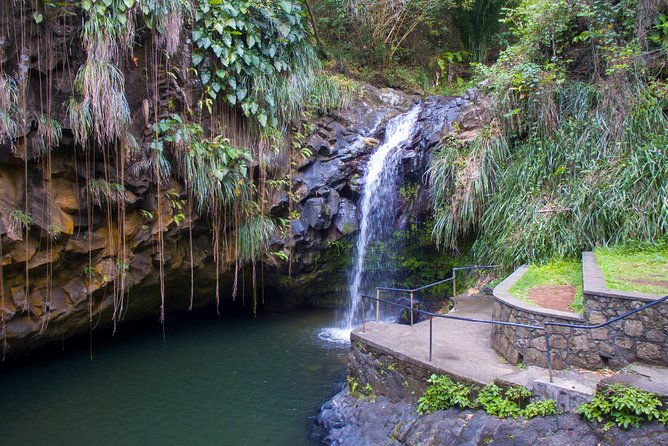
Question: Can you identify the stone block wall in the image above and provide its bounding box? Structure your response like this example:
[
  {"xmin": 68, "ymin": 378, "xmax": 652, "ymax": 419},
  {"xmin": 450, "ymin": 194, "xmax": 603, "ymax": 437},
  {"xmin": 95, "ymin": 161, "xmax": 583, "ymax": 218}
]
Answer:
[
  {"xmin": 491, "ymin": 254, "xmax": 668, "ymax": 370},
  {"xmin": 348, "ymin": 333, "xmax": 440, "ymax": 403}
]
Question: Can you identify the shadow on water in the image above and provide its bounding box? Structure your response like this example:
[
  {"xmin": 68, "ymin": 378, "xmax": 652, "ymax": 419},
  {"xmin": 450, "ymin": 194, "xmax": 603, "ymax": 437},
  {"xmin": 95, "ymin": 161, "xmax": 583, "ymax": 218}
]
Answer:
[{"xmin": 0, "ymin": 305, "xmax": 348, "ymax": 445}]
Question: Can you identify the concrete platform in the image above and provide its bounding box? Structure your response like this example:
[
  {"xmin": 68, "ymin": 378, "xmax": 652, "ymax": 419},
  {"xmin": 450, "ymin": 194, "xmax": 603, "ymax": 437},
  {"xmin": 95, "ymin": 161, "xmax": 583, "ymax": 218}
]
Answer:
[{"xmin": 351, "ymin": 294, "xmax": 668, "ymax": 410}]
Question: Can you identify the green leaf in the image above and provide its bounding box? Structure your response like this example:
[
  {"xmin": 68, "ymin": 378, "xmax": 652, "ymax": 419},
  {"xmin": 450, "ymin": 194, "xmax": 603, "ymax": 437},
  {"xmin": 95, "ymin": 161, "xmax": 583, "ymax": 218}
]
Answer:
[
  {"xmin": 33, "ymin": 11, "xmax": 43, "ymax": 23},
  {"xmin": 257, "ymin": 112, "xmax": 267, "ymax": 127},
  {"xmin": 201, "ymin": 72, "xmax": 210, "ymax": 85},
  {"xmin": 227, "ymin": 93, "xmax": 237, "ymax": 105},
  {"xmin": 279, "ymin": 1, "xmax": 292, "ymax": 13},
  {"xmin": 123, "ymin": 0, "xmax": 134, "ymax": 8},
  {"xmin": 192, "ymin": 52, "xmax": 204, "ymax": 66},
  {"xmin": 236, "ymin": 88, "xmax": 247, "ymax": 102}
]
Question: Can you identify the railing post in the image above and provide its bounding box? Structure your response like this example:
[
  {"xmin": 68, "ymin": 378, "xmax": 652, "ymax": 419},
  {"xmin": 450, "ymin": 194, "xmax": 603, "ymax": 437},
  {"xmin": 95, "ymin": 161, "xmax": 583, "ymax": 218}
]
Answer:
[
  {"xmin": 362, "ymin": 296, "xmax": 366, "ymax": 333},
  {"xmin": 452, "ymin": 270, "xmax": 456, "ymax": 301},
  {"xmin": 410, "ymin": 291, "xmax": 414, "ymax": 326},
  {"xmin": 544, "ymin": 328, "xmax": 553, "ymax": 383},
  {"xmin": 375, "ymin": 289, "xmax": 380, "ymax": 322},
  {"xmin": 429, "ymin": 316, "xmax": 433, "ymax": 362}
]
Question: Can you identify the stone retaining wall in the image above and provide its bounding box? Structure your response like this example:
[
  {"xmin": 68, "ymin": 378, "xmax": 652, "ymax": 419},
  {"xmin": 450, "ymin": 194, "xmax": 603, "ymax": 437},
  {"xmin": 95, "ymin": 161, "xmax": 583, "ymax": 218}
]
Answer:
[
  {"xmin": 491, "ymin": 253, "xmax": 668, "ymax": 370},
  {"xmin": 348, "ymin": 334, "xmax": 438, "ymax": 403}
]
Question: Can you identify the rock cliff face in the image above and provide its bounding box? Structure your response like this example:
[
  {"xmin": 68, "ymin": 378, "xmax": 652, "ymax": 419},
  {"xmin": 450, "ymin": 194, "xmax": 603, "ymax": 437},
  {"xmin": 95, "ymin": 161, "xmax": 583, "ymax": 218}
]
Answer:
[{"xmin": 0, "ymin": 82, "xmax": 482, "ymax": 355}]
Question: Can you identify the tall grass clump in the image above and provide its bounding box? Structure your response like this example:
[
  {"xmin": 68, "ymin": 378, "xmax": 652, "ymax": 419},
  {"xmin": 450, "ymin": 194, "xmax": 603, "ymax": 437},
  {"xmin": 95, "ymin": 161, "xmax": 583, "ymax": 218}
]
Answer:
[
  {"xmin": 429, "ymin": 0, "xmax": 668, "ymax": 266},
  {"xmin": 0, "ymin": 74, "xmax": 21, "ymax": 146},
  {"xmin": 81, "ymin": 179, "xmax": 127, "ymax": 206}
]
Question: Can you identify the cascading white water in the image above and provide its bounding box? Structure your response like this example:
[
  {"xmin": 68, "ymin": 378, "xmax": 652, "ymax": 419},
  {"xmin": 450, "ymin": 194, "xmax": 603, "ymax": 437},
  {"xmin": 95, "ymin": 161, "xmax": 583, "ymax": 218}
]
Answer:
[{"xmin": 319, "ymin": 105, "xmax": 422, "ymax": 343}]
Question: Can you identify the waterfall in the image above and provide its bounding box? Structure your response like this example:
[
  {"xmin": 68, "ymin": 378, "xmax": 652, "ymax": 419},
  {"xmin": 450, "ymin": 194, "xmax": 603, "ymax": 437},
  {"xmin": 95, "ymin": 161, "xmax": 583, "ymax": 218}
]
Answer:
[
  {"xmin": 319, "ymin": 104, "xmax": 422, "ymax": 343},
  {"xmin": 344, "ymin": 105, "xmax": 422, "ymax": 327}
]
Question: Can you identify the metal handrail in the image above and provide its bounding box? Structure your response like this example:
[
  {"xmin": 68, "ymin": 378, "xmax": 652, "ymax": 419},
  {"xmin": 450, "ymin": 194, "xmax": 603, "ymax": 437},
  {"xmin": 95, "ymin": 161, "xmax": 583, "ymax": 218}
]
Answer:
[
  {"xmin": 360, "ymin": 292, "xmax": 668, "ymax": 383},
  {"xmin": 376, "ymin": 276, "xmax": 454, "ymax": 294},
  {"xmin": 543, "ymin": 294, "xmax": 668, "ymax": 329},
  {"xmin": 375, "ymin": 264, "xmax": 499, "ymax": 326},
  {"xmin": 452, "ymin": 265, "xmax": 499, "ymax": 301}
]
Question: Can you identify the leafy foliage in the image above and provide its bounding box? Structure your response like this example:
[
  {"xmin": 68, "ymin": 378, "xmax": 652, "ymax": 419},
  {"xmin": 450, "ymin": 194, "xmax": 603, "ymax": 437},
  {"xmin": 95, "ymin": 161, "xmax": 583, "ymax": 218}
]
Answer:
[
  {"xmin": 430, "ymin": 0, "xmax": 668, "ymax": 266},
  {"xmin": 578, "ymin": 384, "xmax": 666, "ymax": 429},
  {"xmin": 476, "ymin": 383, "xmax": 530, "ymax": 418},
  {"xmin": 192, "ymin": 0, "xmax": 343, "ymax": 133},
  {"xmin": 417, "ymin": 375, "xmax": 557, "ymax": 419},
  {"xmin": 521, "ymin": 399, "xmax": 558, "ymax": 418},
  {"xmin": 417, "ymin": 374, "xmax": 477, "ymax": 414}
]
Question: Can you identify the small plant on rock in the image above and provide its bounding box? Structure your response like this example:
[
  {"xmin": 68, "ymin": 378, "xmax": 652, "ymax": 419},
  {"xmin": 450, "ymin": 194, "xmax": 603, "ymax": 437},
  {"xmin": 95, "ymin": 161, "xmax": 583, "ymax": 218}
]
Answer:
[
  {"xmin": 521, "ymin": 399, "xmax": 558, "ymax": 418},
  {"xmin": 476, "ymin": 383, "xmax": 524, "ymax": 418},
  {"xmin": 578, "ymin": 384, "xmax": 665, "ymax": 429},
  {"xmin": 417, "ymin": 374, "xmax": 477, "ymax": 414}
]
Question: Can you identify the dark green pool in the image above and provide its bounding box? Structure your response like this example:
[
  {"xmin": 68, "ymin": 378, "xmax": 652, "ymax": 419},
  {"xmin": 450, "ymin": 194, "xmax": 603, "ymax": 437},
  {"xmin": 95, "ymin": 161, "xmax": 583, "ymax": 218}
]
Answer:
[{"xmin": 0, "ymin": 310, "xmax": 348, "ymax": 445}]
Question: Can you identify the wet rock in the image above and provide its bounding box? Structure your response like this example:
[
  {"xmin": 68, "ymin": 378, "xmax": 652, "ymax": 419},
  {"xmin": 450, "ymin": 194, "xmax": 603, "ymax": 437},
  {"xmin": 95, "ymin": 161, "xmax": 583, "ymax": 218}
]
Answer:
[
  {"xmin": 334, "ymin": 199, "xmax": 357, "ymax": 235},
  {"xmin": 303, "ymin": 197, "xmax": 330, "ymax": 230},
  {"xmin": 317, "ymin": 391, "xmax": 668, "ymax": 446}
]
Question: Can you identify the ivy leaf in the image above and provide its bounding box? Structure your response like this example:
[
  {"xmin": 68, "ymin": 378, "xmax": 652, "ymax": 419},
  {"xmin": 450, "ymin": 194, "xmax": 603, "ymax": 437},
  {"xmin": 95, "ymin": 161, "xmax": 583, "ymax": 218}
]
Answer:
[
  {"xmin": 123, "ymin": 0, "xmax": 134, "ymax": 8},
  {"xmin": 209, "ymin": 0, "xmax": 222, "ymax": 5},
  {"xmin": 279, "ymin": 1, "xmax": 292, "ymax": 13},
  {"xmin": 192, "ymin": 29, "xmax": 202, "ymax": 43},
  {"xmin": 33, "ymin": 11, "xmax": 43, "ymax": 23},
  {"xmin": 212, "ymin": 44, "xmax": 223, "ymax": 58},
  {"xmin": 223, "ymin": 34, "xmax": 232, "ymax": 47},
  {"xmin": 236, "ymin": 87, "xmax": 247, "ymax": 102},
  {"xmin": 257, "ymin": 112, "xmax": 267, "ymax": 127},
  {"xmin": 201, "ymin": 72, "xmax": 210, "ymax": 85},
  {"xmin": 247, "ymin": 34, "xmax": 256, "ymax": 48},
  {"xmin": 227, "ymin": 93, "xmax": 237, "ymax": 105},
  {"xmin": 192, "ymin": 52, "xmax": 204, "ymax": 66}
]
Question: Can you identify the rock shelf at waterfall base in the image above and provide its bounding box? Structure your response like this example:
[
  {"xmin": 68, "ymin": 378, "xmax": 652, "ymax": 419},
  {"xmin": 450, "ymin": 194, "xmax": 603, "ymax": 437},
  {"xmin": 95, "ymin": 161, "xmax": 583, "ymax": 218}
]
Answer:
[
  {"xmin": 317, "ymin": 392, "xmax": 668, "ymax": 446},
  {"xmin": 316, "ymin": 293, "xmax": 668, "ymax": 445}
]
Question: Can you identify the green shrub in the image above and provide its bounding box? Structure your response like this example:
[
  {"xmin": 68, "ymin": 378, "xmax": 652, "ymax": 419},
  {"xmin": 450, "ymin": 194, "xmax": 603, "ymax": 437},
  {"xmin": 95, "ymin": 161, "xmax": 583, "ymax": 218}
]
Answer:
[
  {"xmin": 476, "ymin": 383, "xmax": 528, "ymax": 418},
  {"xmin": 417, "ymin": 375, "xmax": 558, "ymax": 419},
  {"xmin": 417, "ymin": 374, "xmax": 477, "ymax": 414},
  {"xmin": 521, "ymin": 399, "xmax": 558, "ymax": 418},
  {"xmin": 577, "ymin": 384, "xmax": 665, "ymax": 429}
]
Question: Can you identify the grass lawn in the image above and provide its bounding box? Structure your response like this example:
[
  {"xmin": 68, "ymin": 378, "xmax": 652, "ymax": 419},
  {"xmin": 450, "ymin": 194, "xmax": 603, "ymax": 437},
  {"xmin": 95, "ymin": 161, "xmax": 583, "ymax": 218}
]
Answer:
[
  {"xmin": 595, "ymin": 242, "xmax": 668, "ymax": 296},
  {"xmin": 509, "ymin": 259, "xmax": 584, "ymax": 313}
]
